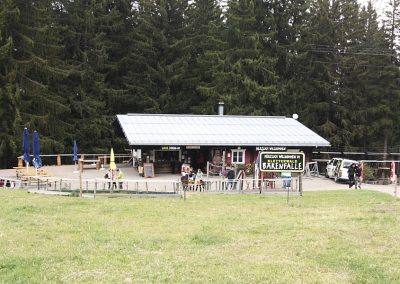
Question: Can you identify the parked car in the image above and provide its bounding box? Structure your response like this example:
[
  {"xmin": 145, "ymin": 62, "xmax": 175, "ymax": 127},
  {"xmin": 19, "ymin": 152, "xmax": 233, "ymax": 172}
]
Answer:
[
  {"xmin": 325, "ymin": 158, "xmax": 342, "ymax": 178},
  {"xmin": 334, "ymin": 159, "xmax": 358, "ymax": 182}
]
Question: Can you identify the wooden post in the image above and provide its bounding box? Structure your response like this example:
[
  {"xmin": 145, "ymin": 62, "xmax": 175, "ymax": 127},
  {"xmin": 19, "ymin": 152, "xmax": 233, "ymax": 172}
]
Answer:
[
  {"xmin": 299, "ymin": 174, "xmax": 303, "ymax": 197},
  {"xmin": 94, "ymin": 180, "xmax": 97, "ymax": 198},
  {"xmin": 286, "ymin": 183, "xmax": 290, "ymax": 204},
  {"xmin": 57, "ymin": 155, "xmax": 62, "ymax": 166},
  {"xmin": 79, "ymin": 170, "xmax": 82, "ymax": 197},
  {"xmin": 18, "ymin": 157, "xmax": 23, "ymax": 167},
  {"xmin": 103, "ymin": 155, "xmax": 108, "ymax": 165}
]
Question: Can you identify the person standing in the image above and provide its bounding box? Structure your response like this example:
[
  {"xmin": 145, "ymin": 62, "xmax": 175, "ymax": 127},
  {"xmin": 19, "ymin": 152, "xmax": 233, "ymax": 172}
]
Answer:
[
  {"xmin": 348, "ymin": 163, "xmax": 356, "ymax": 188},
  {"xmin": 110, "ymin": 169, "xmax": 117, "ymax": 191},
  {"xmin": 226, "ymin": 168, "xmax": 235, "ymax": 190},
  {"xmin": 117, "ymin": 168, "xmax": 124, "ymax": 189},
  {"xmin": 104, "ymin": 169, "xmax": 112, "ymax": 190},
  {"xmin": 355, "ymin": 164, "xmax": 362, "ymax": 189}
]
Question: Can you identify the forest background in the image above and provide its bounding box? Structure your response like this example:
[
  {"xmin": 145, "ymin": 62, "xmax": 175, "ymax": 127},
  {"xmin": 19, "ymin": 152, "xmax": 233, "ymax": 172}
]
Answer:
[{"xmin": 0, "ymin": 0, "xmax": 399, "ymax": 168}]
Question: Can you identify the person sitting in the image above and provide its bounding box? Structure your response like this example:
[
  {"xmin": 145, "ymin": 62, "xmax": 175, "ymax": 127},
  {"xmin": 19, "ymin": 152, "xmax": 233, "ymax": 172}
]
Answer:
[
  {"xmin": 188, "ymin": 168, "xmax": 196, "ymax": 190},
  {"xmin": 195, "ymin": 169, "xmax": 204, "ymax": 191}
]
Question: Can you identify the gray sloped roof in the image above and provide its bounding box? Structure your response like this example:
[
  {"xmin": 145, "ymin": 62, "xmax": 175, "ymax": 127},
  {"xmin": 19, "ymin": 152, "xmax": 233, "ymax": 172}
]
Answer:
[{"xmin": 116, "ymin": 114, "xmax": 330, "ymax": 147}]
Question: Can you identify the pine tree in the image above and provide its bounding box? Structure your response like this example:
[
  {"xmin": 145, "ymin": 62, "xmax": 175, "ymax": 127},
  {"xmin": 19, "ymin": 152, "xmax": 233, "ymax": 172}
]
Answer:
[
  {"xmin": 268, "ymin": 0, "xmax": 310, "ymax": 116},
  {"xmin": 0, "ymin": 1, "xmax": 18, "ymax": 167},
  {"xmin": 56, "ymin": 0, "xmax": 112, "ymax": 152},
  {"xmin": 179, "ymin": 0, "xmax": 224, "ymax": 114},
  {"xmin": 154, "ymin": 0, "xmax": 190, "ymax": 114},
  {"xmin": 357, "ymin": 1, "xmax": 400, "ymax": 153},
  {"xmin": 287, "ymin": 0, "xmax": 344, "ymax": 145},
  {"xmin": 0, "ymin": 0, "xmax": 74, "ymax": 161},
  {"xmin": 383, "ymin": 0, "xmax": 400, "ymax": 53},
  {"xmin": 199, "ymin": 0, "xmax": 278, "ymax": 115}
]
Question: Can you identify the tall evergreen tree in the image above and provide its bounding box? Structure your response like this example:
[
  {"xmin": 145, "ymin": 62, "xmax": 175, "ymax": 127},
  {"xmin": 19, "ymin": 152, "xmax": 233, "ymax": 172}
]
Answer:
[
  {"xmin": 181, "ymin": 0, "xmax": 223, "ymax": 114},
  {"xmin": 1, "ymin": 0, "xmax": 73, "ymax": 158},
  {"xmin": 358, "ymin": 1, "xmax": 400, "ymax": 153},
  {"xmin": 199, "ymin": 0, "xmax": 278, "ymax": 115},
  {"xmin": 0, "ymin": 0, "xmax": 18, "ymax": 167},
  {"xmin": 289, "ymin": 0, "xmax": 344, "ymax": 145},
  {"xmin": 155, "ymin": 0, "xmax": 190, "ymax": 113},
  {"xmin": 56, "ymin": 0, "xmax": 112, "ymax": 152},
  {"xmin": 269, "ymin": 0, "xmax": 310, "ymax": 116},
  {"xmin": 383, "ymin": 0, "xmax": 400, "ymax": 53},
  {"xmin": 120, "ymin": 0, "xmax": 165, "ymax": 113}
]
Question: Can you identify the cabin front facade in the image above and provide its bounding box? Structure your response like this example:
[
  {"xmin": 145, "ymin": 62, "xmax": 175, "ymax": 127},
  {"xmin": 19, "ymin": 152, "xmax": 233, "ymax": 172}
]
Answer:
[{"xmin": 116, "ymin": 112, "xmax": 330, "ymax": 175}]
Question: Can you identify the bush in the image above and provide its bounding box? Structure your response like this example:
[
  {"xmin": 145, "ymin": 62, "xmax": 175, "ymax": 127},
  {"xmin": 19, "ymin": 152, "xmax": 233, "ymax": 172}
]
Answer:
[
  {"xmin": 362, "ymin": 164, "xmax": 374, "ymax": 180},
  {"xmin": 236, "ymin": 163, "xmax": 254, "ymax": 176}
]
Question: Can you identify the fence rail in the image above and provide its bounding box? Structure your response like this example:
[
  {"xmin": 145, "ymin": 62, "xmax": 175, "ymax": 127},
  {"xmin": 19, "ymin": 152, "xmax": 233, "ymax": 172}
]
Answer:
[
  {"xmin": 17, "ymin": 153, "xmax": 132, "ymax": 168},
  {"xmin": 0, "ymin": 175, "xmax": 300, "ymax": 198}
]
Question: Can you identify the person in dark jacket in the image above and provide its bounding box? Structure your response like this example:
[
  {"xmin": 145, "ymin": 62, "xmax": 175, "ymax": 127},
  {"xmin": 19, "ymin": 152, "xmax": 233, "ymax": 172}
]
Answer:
[
  {"xmin": 348, "ymin": 163, "xmax": 356, "ymax": 188},
  {"xmin": 226, "ymin": 168, "xmax": 235, "ymax": 190},
  {"xmin": 355, "ymin": 164, "xmax": 362, "ymax": 189}
]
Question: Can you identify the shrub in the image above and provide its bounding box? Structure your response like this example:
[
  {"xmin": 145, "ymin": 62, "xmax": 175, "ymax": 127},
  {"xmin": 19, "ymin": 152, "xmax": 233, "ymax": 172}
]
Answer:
[{"xmin": 362, "ymin": 164, "xmax": 374, "ymax": 180}]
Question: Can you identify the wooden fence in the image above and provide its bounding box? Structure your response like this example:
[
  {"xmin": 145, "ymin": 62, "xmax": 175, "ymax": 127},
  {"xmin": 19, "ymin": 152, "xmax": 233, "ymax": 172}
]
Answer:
[{"xmin": 0, "ymin": 175, "xmax": 300, "ymax": 198}]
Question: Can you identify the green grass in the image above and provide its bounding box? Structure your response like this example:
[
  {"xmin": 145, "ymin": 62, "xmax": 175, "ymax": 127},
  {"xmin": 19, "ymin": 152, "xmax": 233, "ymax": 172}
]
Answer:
[{"xmin": 1, "ymin": 190, "xmax": 400, "ymax": 283}]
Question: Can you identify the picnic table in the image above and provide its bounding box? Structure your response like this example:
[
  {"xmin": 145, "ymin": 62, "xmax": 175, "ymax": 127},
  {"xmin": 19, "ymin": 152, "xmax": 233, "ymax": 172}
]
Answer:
[
  {"xmin": 14, "ymin": 167, "xmax": 49, "ymax": 180},
  {"xmin": 79, "ymin": 159, "xmax": 101, "ymax": 171}
]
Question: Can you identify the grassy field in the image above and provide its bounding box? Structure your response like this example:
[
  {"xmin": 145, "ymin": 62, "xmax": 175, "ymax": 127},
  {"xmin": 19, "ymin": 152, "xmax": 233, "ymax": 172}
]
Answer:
[{"xmin": 1, "ymin": 190, "xmax": 400, "ymax": 283}]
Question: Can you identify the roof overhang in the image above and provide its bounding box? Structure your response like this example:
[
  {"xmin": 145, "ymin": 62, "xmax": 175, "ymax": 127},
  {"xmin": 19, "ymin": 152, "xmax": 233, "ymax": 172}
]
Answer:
[{"xmin": 116, "ymin": 113, "xmax": 331, "ymax": 148}]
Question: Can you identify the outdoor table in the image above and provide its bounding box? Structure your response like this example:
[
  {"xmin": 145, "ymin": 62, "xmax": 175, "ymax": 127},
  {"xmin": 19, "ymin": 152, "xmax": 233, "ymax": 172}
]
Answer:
[{"xmin": 79, "ymin": 159, "xmax": 100, "ymax": 171}]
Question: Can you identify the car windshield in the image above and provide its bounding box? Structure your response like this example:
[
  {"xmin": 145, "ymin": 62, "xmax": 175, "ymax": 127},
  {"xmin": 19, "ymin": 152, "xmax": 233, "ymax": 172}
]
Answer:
[{"xmin": 343, "ymin": 161, "xmax": 355, "ymax": 168}]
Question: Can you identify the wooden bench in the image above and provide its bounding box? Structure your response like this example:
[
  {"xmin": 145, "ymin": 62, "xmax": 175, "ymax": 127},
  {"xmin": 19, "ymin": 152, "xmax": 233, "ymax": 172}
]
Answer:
[{"xmin": 79, "ymin": 159, "xmax": 100, "ymax": 171}]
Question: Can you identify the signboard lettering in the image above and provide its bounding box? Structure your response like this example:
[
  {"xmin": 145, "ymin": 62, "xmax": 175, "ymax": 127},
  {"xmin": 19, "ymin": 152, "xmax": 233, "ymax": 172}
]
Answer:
[
  {"xmin": 256, "ymin": 146, "xmax": 287, "ymax": 151},
  {"xmin": 161, "ymin": 146, "xmax": 181, "ymax": 150},
  {"xmin": 186, "ymin": 145, "xmax": 200, "ymax": 149},
  {"xmin": 259, "ymin": 152, "xmax": 305, "ymax": 172}
]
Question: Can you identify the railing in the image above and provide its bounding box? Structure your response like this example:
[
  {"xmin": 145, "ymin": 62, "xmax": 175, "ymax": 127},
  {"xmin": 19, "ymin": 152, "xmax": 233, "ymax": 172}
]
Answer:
[
  {"xmin": 17, "ymin": 154, "xmax": 132, "ymax": 167},
  {"xmin": 0, "ymin": 176, "xmax": 300, "ymax": 197}
]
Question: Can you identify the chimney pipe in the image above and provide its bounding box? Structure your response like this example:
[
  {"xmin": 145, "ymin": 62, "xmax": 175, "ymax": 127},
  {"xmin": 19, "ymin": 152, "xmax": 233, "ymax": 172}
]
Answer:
[{"xmin": 218, "ymin": 102, "xmax": 224, "ymax": 115}]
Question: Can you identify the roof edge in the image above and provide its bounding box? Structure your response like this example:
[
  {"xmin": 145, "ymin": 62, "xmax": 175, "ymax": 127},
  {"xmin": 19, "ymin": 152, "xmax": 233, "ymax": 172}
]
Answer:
[{"xmin": 121, "ymin": 113, "xmax": 288, "ymax": 119}]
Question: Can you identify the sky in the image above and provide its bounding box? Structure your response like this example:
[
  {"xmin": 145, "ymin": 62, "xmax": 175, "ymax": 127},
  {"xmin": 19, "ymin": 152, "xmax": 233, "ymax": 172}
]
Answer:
[{"xmin": 358, "ymin": 0, "xmax": 388, "ymax": 17}]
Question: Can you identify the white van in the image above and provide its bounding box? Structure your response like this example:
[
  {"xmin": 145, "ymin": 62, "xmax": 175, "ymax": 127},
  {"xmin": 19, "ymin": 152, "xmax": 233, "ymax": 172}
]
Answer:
[
  {"xmin": 325, "ymin": 158, "xmax": 342, "ymax": 178},
  {"xmin": 334, "ymin": 159, "xmax": 358, "ymax": 182}
]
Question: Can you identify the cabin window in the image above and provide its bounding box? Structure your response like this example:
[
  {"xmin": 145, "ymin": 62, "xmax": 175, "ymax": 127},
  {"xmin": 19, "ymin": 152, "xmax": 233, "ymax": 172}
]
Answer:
[{"xmin": 231, "ymin": 149, "xmax": 245, "ymax": 164}]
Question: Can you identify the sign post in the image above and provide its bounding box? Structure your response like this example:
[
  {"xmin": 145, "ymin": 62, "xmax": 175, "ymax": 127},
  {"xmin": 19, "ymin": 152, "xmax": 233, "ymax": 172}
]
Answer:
[{"xmin": 259, "ymin": 152, "xmax": 305, "ymax": 203}]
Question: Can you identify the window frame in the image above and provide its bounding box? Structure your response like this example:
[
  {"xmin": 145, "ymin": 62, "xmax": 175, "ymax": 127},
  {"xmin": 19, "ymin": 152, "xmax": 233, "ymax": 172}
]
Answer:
[{"xmin": 231, "ymin": 149, "xmax": 246, "ymax": 164}]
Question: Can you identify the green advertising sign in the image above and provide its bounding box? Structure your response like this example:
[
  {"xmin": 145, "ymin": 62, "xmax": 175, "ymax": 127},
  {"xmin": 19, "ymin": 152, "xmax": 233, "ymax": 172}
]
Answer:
[{"xmin": 259, "ymin": 152, "xmax": 305, "ymax": 172}]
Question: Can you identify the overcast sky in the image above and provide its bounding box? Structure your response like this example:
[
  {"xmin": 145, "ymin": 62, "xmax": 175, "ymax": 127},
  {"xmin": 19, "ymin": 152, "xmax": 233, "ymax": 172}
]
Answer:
[{"xmin": 358, "ymin": 0, "xmax": 387, "ymax": 17}]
